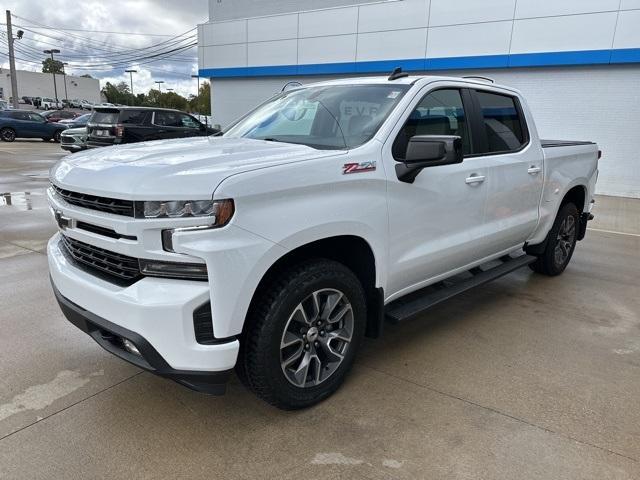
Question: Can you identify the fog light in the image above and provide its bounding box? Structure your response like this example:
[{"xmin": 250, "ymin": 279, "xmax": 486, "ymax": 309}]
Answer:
[
  {"xmin": 139, "ymin": 259, "xmax": 208, "ymax": 280},
  {"xmin": 122, "ymin": 338, "xmax": 141, "ymax": 356}
]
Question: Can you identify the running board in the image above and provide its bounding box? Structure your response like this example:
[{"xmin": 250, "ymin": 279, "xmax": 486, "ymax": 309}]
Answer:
[{"xmin": 385, "ymin": 254, "xmax": 536, "ymax": 323}]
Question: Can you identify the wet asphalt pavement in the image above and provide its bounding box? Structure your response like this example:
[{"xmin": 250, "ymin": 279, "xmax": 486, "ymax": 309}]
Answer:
[{"xmin": 1, "ymin": 140, "xmax": 639, "ymax": 479}]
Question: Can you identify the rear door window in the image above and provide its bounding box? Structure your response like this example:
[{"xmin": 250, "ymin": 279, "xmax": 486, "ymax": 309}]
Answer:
[
  {"xmin": 153, "ymin": 111, "xmax": 181, "ymax": 127},
  {"xmin": 119, "ymin": 110, "xmax": 148, "ymax": 125},
  {"xmin": 475, "ymin": 91, "xmax": 526, "ymax": 153}
]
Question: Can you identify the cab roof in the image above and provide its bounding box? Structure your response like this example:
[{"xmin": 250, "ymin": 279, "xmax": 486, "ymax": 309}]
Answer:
[{"xmin": 302, "ymin": 74, "xmax": 517, "ymax": 94}]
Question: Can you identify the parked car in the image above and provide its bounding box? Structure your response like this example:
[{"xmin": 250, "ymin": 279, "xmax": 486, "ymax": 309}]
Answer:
[
  {"xmin": 0, "ymin": 100, "xmax": 8, "ymax": 111},
  {"xmin": 59, "ymin": 113, "xmax": 91, "ymax": 128},
  {"xmin": 67, "ymin": 99, "xmax": 83, "ymax": 108},
  {"xmin": 86, "ymin": 106, "xmax": 219, "ymax": 148},
  {"xmin": 0, "ymin": 110, "xmax": 66, "ymax": 142},
  {"xmin": 21, "ymin": 96, "xmax": 34, "ymax": 105},
  {"xmin": 41, "ymin": 110, "xmax": 79, "ymax": 123},
  {"xmin": 41, "ymin": 98, "xmax": 62, "ymax": 110},
  {"xmin": 60, "ymin": 126, "xmax": 88, "ymax": 152},
  {"xmin": 80, "ymin": 100, "xmax": 93, "ymax": 110},
  {"xmin": 92, "ymin": 102, "xmax": 116, "ymax": 108},
  {"xmin": 47, "ymin": 74, "xmax": 599, "ymax": 409}
]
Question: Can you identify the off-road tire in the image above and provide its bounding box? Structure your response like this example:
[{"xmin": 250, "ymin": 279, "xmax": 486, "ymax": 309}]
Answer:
[
  {"xmin": 529, "ymin": 202, "xmax": 579, "ymax": 276},
  {"xmin": 237, "ymin": 259, "xmax": 367, "ymax": 410}
]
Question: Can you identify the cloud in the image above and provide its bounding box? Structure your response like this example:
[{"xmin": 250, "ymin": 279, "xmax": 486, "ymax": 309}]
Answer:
[{"xmin": 2, "ymin": 0, "xmax": 207, "ymax": 97}]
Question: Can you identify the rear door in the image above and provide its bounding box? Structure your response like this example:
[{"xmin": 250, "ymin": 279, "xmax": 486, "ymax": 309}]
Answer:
[
  {"xmin": 151, "ymin": 111, "xmax": 203, "ymax": 139},
  {"xmin": 469, "ymin": 89, "xmax": 543, "ymax": 251},
  {"xmin": 9, "ymin": 111, "xmax": 33, "ymax": 137},
  {"xmin": 119, "ymin": 110, "xmax": 152, "ymax": 143}
]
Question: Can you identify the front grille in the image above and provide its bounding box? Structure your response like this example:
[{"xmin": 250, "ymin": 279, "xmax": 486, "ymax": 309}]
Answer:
[
  {"xmin": 61, "ymin": 136, "xmax": 76, "ymax": 144},
  {"xmin": 52, "ymin": 185, "xmax": 135, "ymax": 217},
  {"xmin": 60, "ymin": 235, "xmax": 142, "ymax": 285}
]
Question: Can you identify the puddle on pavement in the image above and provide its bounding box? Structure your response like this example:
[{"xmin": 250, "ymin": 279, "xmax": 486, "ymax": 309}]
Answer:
[
  {"xmin": 20, "ymin": 171, "xmax": 50, "ymax": 180},
  {"xmin": 0, "ymin": 191, "xmax": 44, "ymax": 211}
]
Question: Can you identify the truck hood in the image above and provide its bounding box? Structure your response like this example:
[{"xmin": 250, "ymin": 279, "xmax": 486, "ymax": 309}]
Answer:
[{"xmin": 50, "ymin": 136, "xmax": 344, "ymax": 199}]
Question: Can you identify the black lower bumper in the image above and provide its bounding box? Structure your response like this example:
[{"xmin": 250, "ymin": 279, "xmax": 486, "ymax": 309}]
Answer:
[{"xmin": 51, "ymin": 280, "xmax": 232, "ymax": 395}]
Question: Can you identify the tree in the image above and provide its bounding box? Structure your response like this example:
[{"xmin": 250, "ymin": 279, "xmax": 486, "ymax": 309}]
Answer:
[
  {"xmin": 115, "ymin": 81, "xmax": 130, "ymax": 94},
  {"xmin": 42, "ymin": 58, "xmax": 64, "ymax": 74},
  {"xmin": 188, "ymin": 82, "xmax": 210, "ymax": 115}
]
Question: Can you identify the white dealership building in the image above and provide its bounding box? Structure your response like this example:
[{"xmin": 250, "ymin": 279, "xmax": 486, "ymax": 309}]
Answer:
[
  {"xmin": 0, "ymin": 68, "xmax": 101, "ymax": 104},
  {"xmin": 198, "ymin": 0, "xmax": 640, "ymax": 198}
]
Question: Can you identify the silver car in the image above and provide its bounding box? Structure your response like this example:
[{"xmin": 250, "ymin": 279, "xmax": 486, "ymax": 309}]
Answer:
[{"xmin": 60, "ymin": 126, "xmax": 88, "ymax": 152}]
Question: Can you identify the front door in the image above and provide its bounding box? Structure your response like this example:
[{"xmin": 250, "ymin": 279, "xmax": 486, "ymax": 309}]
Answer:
[{"xmin": 383, "ymin": 86, "xmax": 494, "ymax": 299}]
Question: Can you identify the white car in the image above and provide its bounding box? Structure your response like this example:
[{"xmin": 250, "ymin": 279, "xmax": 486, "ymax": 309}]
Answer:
[
  {"xmin": 80, "ymin": 100, "xmax": 93, "ymax": 110},
  {"xmin": 41, "ymin": 98, "xmax": 62, "ymax": 110},
  {"xmin": 47, "ymin": 73, "xmax": 599, "ymax": 409}
]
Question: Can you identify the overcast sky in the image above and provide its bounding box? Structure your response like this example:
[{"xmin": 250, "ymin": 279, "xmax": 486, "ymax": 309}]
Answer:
[{"xmin": 2, "ymin": 0, "xmax": 208, "ymax": 97}]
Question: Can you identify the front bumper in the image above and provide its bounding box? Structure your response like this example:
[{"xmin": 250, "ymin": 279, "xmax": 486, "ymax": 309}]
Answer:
[
  {"xmin": 48, "ymin": 234, "xmax": 239, "ymax": 393},
  {"xmin": 52, "ymin": 283, "xmax": 232, "ymax": 394}
]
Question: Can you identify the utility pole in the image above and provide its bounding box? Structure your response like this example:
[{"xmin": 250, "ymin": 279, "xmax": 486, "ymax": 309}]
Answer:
[
  {"xmin": 43, "ymin": 49, "xmax": 60, "ymax": 107},
  {"xmin": 125, "ymin": 69, "xmax": 137, "ymax": 102},
  {"xmin": 6, "ymin": 10, "xmax": 20, "ymax": 109},
  {"xmin": 62, "ymin": 62, "xmax": 69, "ymax": 107}
]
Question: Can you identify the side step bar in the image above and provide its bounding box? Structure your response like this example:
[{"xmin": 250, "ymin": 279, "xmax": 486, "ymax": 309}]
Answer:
[{"xmin": 385, "ymin": 254, "xmax": 536, "ymax": 323}]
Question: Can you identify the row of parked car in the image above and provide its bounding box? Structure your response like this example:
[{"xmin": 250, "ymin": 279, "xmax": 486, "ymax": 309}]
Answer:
[
  {"xmin": 20, "ymin": 97, "xmax": 96, "ymax": 110},
  {"xmin": 0, "ymin": 106, "xmax": 220, "ymax": 151}
]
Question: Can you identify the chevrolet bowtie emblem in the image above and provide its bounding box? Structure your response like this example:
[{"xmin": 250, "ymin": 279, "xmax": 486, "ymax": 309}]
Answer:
[{"xmin": 54, "ymin": 210, "xmax": 76, "ymax": 230}]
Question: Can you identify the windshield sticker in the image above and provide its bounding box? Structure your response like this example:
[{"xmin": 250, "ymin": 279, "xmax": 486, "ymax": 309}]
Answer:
[{"xmin": 387, "ymin": 91, "xmax": 401, "ymax": 99}]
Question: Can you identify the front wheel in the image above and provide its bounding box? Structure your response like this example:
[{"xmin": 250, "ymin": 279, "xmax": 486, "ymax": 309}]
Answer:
[
  {"xmin": 0, "ymin": 127, "xmax": 16, "ymax": 142},
  {"xmin": 529, "ymin": 202, "xmax": 579, "ymax": 276},
  {"xmin": 237, "ymin": 259, "xmax": 366, "ymax": 409}
]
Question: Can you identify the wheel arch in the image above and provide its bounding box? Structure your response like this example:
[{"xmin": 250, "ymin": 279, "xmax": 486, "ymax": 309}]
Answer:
[
  {"xmin": 561, "ymin": 184, "xmax": 586, "ymax": 213},
  {"xmin": 247, "ymin": 235, "xmax": 384, "ymax": 339}
]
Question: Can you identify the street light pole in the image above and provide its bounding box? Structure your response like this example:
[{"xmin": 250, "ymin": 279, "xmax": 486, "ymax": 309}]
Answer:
[
  {"xmin": 43, "ymin": 49, "xmax": 61, "ymax": 107},
  {"xmin": 62, "ymin": 62, "xmax": 69, "ymax": 107},
  {"xmin": 125, "ymin": 69, "xmax": 137, "ymax": 102},
  {"xmin": 155, "ymin": 80, "xmax": 164, "ymax": 93}
]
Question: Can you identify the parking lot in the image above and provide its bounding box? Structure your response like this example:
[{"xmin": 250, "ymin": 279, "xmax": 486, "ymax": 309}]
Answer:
[{"xmin": 1, "ymin": 140, "xmax": 639, "ymax": 479}]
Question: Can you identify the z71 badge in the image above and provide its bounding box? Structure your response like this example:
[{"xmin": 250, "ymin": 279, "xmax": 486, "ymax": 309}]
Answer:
[{"xmin": 342, "ymin": 161, "xmax": 376, "ymax": 174}]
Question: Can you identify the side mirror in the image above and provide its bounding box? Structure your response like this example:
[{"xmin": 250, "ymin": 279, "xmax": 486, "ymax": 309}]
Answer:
[{"xmin": 396, "ymin": 135, "xmax": 463, "ymax": 183}]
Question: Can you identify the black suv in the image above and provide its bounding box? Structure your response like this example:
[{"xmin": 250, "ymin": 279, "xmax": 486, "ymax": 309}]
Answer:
[{"xmin": 87, "ymin": 106, "xmax": 219, "ymax": 148}]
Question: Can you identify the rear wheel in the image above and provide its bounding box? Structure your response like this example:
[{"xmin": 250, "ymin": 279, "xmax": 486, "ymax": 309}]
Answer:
[
  {"xmin": 529, "ymin": 202, "xmax": 579, "ymax": 276},
  {"xmin": 53, "ymin": 130, "xmax": 62, "ymax": 143},
  {"xmin": 0, "ymin": 127, "xmax": 16, "ymax": 142},
  {"xmin": 237, "ymin": 259, "xmax": 366, "ymax": 409}
]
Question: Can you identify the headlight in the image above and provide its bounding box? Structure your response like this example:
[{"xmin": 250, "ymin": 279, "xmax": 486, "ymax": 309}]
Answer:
[{"xmin": 138, "ymin": 198, "xmax": 234, "ymax": 222}]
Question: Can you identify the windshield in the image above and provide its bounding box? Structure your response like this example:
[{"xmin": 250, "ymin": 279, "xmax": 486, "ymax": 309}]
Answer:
[{"xmin": 224, "ymin": 84, "xmax": 410, "ymax": 150}]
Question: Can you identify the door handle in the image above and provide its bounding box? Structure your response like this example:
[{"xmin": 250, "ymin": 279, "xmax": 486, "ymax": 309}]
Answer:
[
  {"xmin": 465, "ymin": 174, "xmax": 486, "ymax": 185},
  {"xmin": 528, "ymin": 166, "xmax": 542, "ymax": 174}
]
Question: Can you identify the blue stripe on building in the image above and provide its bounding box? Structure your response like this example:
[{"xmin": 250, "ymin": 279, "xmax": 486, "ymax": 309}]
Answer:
[{"xmin": 199, "ymin": 48, "xmax": 640, "ymax": 78}]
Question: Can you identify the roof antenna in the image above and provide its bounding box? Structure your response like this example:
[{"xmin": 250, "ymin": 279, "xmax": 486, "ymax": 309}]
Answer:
[{"xmin": 388, "ymin": 67, "xmax": 409, "ymax": 81}]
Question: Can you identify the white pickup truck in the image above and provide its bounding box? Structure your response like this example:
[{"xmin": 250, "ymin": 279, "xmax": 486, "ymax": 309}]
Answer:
[{"xmin": 48, "ymin": 73, "xmax": 599, "ymax": 409}]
